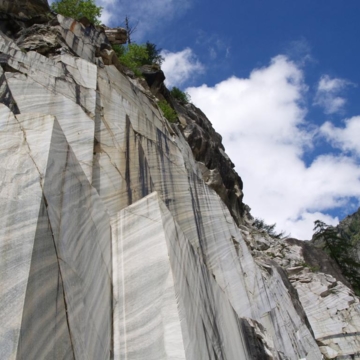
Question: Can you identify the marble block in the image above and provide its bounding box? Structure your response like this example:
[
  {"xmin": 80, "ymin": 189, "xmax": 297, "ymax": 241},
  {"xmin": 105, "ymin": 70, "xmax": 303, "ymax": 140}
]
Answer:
[
  {"xmin": 0, "ymin": 34, "xmax": 97, "ymax": 183},
  {"xmin": 111, "ymin": 192, "xmax": 254, "ymax": 360},
  {"xmin": 0, "ymin": 105, "xmax": 112, "ymax": 360}
]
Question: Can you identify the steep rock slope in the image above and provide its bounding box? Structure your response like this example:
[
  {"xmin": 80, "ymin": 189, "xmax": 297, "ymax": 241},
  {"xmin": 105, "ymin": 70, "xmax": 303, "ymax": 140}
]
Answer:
[
  {"xmin": 336, "ymin": 208, "xmax": 360, "ymax": 291},
  {"xmin": 0, "ymin": 2, "xmax": 357, "ymax": 359},
  {"xmin": 311, "ymin": 207, "xmax": 360, "ymax": 297},
  {"xmin": 245, "ymin": 230, "xmax": 360, "ymax": 359},
  {"xmin": 139, "ymin": 66, "xmax": 245, "ymax": 227}
]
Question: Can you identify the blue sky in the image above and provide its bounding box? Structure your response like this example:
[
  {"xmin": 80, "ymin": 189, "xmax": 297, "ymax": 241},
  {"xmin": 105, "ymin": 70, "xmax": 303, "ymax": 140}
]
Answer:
[{"xmin": 52, "ymin": 0, "xmax": 360, "ymax": 239}]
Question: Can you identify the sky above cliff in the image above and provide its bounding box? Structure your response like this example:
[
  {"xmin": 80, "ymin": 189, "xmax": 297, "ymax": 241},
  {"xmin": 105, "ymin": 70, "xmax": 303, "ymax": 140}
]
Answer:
[{"xmin": 53, "ymin": 0, "xmax": 360, "ymax": 239}]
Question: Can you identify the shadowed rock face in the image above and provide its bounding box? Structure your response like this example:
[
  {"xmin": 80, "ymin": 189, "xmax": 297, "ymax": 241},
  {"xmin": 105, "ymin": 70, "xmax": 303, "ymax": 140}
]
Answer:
[
  {"xmin": 175, "ymin": 102, "xmax": 245, "ymax": 225},
  {"xmin": 286, "ymin": 237, "xmax": 353, "ymax": 288},
  {"xmin": 337, "ymin": 207, "xmax": 360, "ymax": 287},
  {"xmin": 0, "ymin": 0, "xmax": 49, "ymax": 18},
  {"xmin": 140, "ymin": 68, "xmax": 245, "ymax": 226}
]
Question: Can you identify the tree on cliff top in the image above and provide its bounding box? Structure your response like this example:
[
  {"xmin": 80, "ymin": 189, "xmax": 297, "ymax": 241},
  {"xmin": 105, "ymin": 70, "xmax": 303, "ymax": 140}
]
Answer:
[
  {"xmin": 51, "ymin": 0, "xmax": 102, "ymax": 25},
  {"xmin": 313, "ymin": 220, "xmax": 360, "ymax": 295}
]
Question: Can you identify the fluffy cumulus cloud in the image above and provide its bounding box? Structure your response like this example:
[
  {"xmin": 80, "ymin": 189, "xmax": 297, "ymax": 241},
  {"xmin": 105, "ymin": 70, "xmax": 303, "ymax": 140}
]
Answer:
[
  {"xmin": 187, "ymin": 56, "xmax": 360, "ymax": 239},
  {"xmin": 314, "ymin": 75, "xmax": 351, "ymax": 114},
  {"xmin": 161, "ymin": 48, "xmax": 204, "ymax": 88}
]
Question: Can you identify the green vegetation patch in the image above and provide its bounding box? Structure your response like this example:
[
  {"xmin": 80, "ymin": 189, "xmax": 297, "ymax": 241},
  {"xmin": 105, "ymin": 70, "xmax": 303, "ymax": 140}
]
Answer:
[
  {"xmin": 313, "ymin": 220, "xmax": 360, "ymax": 295},
  {"xmin": 51, "ymin": 0, "xmax": 103, "ymax": 25},
  {"xmin": 158, "ymin": 100, "xmax": 177, "ymax": 123},
  {"xmin": 116, "ymin": 44, "xmax": 149, "ymax": 76},
  {"xmin": 170, "ymin": 87, "xmax": 191, "ymax": 103},
  {"xmin": 113, "ymin": 42, "xmax": 164, "ymax": 77}
]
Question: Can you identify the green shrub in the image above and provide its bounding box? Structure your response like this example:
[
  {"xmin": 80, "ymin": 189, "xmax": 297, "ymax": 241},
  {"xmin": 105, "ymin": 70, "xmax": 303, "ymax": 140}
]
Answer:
[
  {"xmin": 116, "ymin": 44, "xmax": 149, "ymax": 76},
  {"xmin": 114, "ymin": 42, "xmax": 165, "ymax": 76},
  {"xmin": 170, "ymin": 87, "xmax": 191, "ymax": 103},
  {"xmin": 313, "ymin": 220, "xmax": 360, "ymax": 291},
  {"xmin": 158, "ymin": 100, "xmax": 177, "ymax": 123},
  {"xmin": 144, "ymin": 42, "xmax": 164, "ymax": 66},
  {"xmin": 51, "ymin": 0, "xmax": 102, "ymax": 25},
  {"xmin": 112, "ymin": 44, "xmax": 126, "ymax": 58}
]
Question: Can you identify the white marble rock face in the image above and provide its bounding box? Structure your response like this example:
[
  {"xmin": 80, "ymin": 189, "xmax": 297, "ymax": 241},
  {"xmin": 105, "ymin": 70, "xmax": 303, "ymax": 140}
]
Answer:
[
  {"xmin": 0, "ymin": 106, "xmax": 111, "ymax": 359},
  {"xmin": 1, "ymin": 14, "xmax": 354, "ymax": 360},
  {"xmin": 94, "ymin": 62, "xmax": 321, "ymax": 360},
  {"xmin": 111, "ymin": 192, "xmax": 252, "ymax": 360},
  {"xmin": 241, "ymin": 227, "xmax": 360, "ymax": 359}
]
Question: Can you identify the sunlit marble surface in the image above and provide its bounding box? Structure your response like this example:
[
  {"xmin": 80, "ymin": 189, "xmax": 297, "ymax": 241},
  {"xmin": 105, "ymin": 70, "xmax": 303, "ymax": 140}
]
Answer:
[{"xmin": 0, "ymin": 14, "xmax": 339, "ymax": 360}]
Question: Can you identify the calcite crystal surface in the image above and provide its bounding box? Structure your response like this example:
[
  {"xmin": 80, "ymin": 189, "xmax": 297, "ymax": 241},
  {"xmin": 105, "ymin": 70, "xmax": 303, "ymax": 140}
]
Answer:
[{"xmin": 0, "ymin": 4, "xmax": 359, "ymax": 359}]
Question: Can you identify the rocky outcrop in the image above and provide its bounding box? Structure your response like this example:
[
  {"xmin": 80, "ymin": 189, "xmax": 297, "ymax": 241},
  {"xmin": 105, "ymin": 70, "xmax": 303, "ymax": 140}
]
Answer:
[
  {"xmin": 175, "ymin": 102, "xmax": 245, "ymax": 226},
  {"xmin": 287, "ymin": 237, "xmax": 353, "ymax": 288},
  {"xmin": 311, "ymin": 208, "xmax": 360, "ymax": 297},
  {"xmin": 103, "ymin": 27, "xmax": 127, "ymax": 45},
  {"xmin": 338, "ymin": 207, "xmax": 360, "ymax": 246},
  {"xmin": 243, "ymin": 227, "xmax": 360, "ymax": 359},
  {"xmin": 0, "ymin": 2, "xmax": 359, "ymax": 359},
  {"xmin": 0, "ymin": 0, "xmax": 49, "ymax": 18}
]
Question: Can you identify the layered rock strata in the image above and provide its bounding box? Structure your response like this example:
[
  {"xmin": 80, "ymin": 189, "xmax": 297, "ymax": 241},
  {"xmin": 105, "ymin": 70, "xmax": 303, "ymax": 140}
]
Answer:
[{"xmin": 0, "ymin": 3, "xmax": 358, "ymax": 359}]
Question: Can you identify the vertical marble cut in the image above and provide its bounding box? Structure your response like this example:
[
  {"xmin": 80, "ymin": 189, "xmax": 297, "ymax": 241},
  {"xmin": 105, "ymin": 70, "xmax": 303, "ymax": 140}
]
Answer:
[
  {"xmin": 93, "ymin": 61, "xmax": 322, "ymax": 359},
  {"xmin": 111, "ymin": 192, "xmax": 251, "ymax": 360},
  {"xmin": 0, "ymin": 106, "xmax": 54, "ymax": 360},
  {"xmin": 42, "ymin": 118, "xmax": 112, "ymax": 360},
  {"xmin": 0, "ymin": 104, "xmax": 112, "ymax": 359},
  {"xmin": 57, "ymin": 15, "xmax": 109, "ymax": 63},
  {"xmin": 0, "ymin": 34, "xmax": 97, "ymax": 183},
  {"xmin": 94, "ymin": 67, "xmax": 158, "ymax": 216},
  {"xmin": 16, "ymin": 196, "xmax": 75, "ymax": 360}
]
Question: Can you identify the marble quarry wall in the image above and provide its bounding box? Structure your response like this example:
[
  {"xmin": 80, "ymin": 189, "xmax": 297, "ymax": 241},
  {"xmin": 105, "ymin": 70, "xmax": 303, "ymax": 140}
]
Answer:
[{"xmin": 1, "ymin": 5, "xmax": 359, "ymax": 359}]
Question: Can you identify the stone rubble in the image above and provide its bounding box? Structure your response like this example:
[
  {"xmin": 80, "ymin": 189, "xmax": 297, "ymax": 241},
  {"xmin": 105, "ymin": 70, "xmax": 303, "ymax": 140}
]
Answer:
[{"xmin": 241, "ymin": 225, "xmax": 360, "ymax": 359}]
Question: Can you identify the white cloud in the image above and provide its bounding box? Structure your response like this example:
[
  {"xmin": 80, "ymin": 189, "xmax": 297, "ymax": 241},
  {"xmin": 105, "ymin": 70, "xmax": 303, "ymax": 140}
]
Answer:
[
  {"xmin": 314, "ymin": 74, "xmax": 351, "ymax": 114},
  {"xmin": 99, "ymin": 8, "xmax": 112, "ymax": 25},
  {"xmin": 321, "ymin": 116, "xmax": 360, "ymax": 156},
  {"xmin": 283, "ymin": 212, "xmax": 339, "ymax": 241},
  {"xmin": 161, "ymin": 48, "xmax": 204, "ymax": 88},
  {"xmin": 187, "ymin": 56, "xmax": 360, "ymax": 239},
  {"xmin": 318, "ymin": 75, "xmax": 347, "ymax": 92}
]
